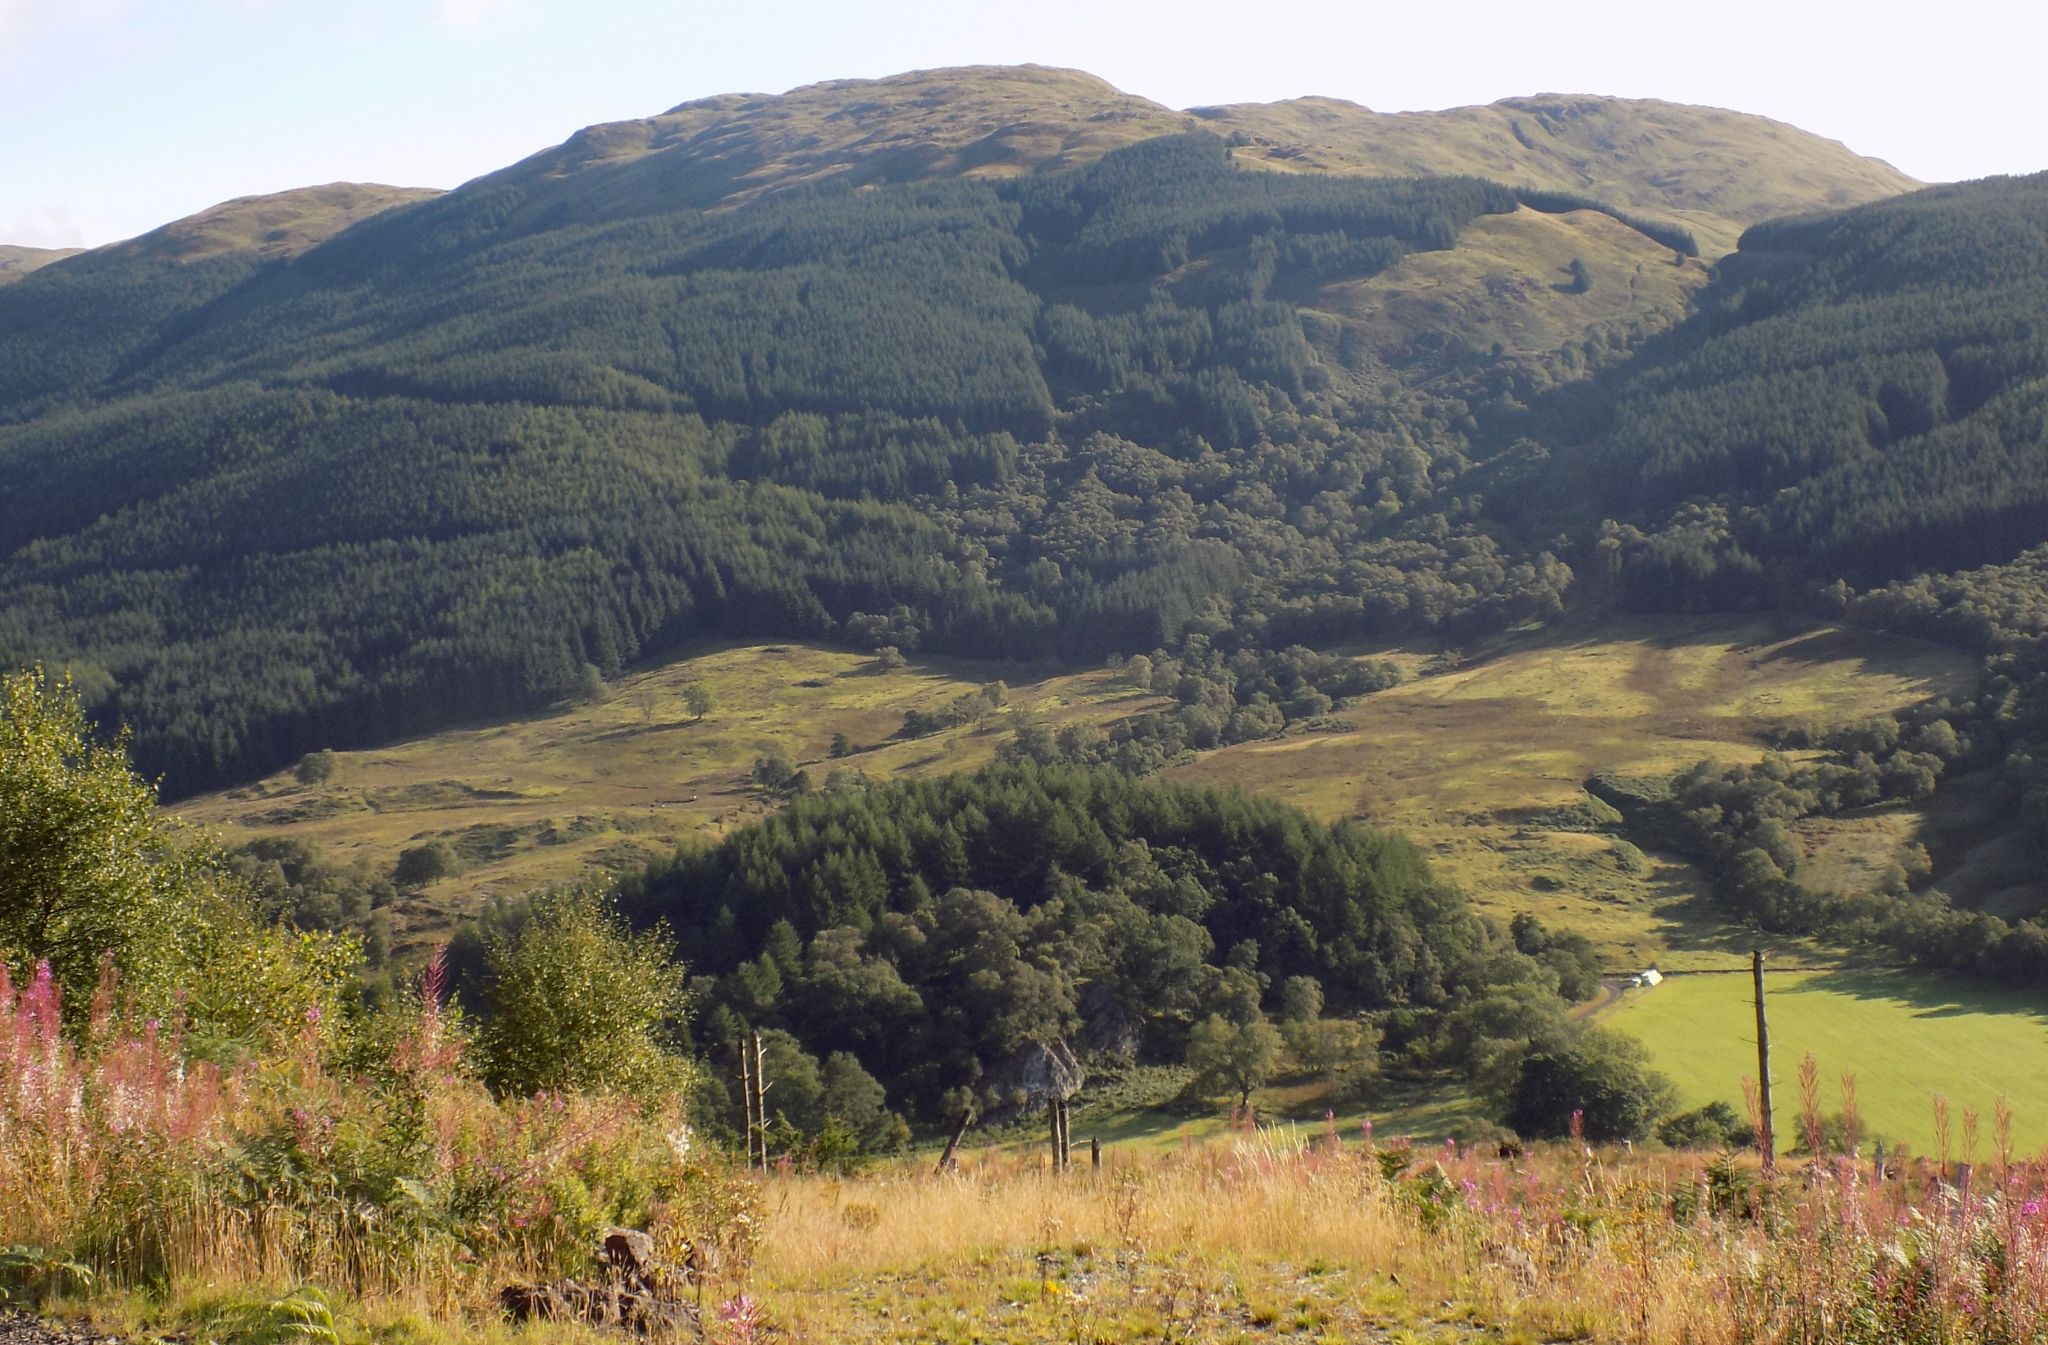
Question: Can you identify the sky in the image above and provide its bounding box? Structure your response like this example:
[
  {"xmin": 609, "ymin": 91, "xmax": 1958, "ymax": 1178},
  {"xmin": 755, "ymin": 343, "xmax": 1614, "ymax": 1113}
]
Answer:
[{"xmin": 6, "ymin": 0, "xmax": 2045, "ymax": 249}]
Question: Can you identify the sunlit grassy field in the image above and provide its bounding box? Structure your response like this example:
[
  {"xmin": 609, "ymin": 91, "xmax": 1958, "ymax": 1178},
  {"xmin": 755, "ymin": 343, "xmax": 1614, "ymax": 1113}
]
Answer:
[
  {"xmin": 1603, "ymin": 967, "xmax": 2048, "ymax": 1155},
  {"xmin": 179, "ymin": 643, "xmax": 1162, "ymax": 945},
  {"xmin": 1170, "ymin": 615, "xmax": 1973, "ymax": 969}
]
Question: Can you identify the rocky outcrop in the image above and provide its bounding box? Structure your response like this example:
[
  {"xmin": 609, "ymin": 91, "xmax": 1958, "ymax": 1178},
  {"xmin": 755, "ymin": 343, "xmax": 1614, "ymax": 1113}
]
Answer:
[{"xmin": 500, "ymin": 1225, "xmax": 694, "ymax": 1334}]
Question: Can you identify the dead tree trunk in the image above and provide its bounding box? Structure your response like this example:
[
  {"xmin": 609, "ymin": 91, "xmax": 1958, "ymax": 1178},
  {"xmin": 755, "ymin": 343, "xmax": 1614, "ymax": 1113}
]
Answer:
[
  {"xmin": 936, "ymin": 1106, "xmax": 974, "ymax": 1174},
  {"xmin": 755, "ymin": 1032, "xmax": 771, "ymax": 1169},
  {"xmin": 745, "ymin": 1039, "xmax": 761, "ymax": 1162}
]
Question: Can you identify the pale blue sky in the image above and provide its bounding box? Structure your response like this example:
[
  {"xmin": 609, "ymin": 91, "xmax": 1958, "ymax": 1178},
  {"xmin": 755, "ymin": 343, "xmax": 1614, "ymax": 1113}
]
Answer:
[{"xmin": 6, "ymin": 0, "xmax": 2042, "ymax": 249}]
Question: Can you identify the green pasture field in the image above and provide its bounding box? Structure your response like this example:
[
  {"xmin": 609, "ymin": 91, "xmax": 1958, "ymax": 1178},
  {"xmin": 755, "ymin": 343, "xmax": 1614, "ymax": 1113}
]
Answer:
[{"xmin": 1604, "ymin": 967, "xmax": 2048, "ymax": 1156}]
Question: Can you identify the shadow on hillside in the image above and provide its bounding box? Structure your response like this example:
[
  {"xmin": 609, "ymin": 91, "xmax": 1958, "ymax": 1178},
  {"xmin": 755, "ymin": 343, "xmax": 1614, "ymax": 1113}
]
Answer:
[
  {"xmin": 1792, "ymin": 968, "xmax": 2048, "ymax": 1025},
  {"xmin": 1641, "ymin": 870, "xmax": 1836, "ymax": 969},
  {"xmin": 586, "ymin": 719, "xmax": 706, "ymax": 745}
]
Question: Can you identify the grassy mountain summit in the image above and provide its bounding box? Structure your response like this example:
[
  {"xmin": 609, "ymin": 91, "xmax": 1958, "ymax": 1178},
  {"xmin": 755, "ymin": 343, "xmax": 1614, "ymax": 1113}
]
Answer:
[
  {"xmin": 1205, "ymin": 92, "xmax": 1918, "ymax": 255},
  {"xmin": 477, "ymin": 65, "xmax": 1911, "ymax": 252}
]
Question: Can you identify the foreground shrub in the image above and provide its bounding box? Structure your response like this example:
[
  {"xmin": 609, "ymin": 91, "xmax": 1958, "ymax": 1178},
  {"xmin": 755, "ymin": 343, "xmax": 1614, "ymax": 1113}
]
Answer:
[
  {"xmin": 0, "ymin": 953, "xmax": 746, "ymax": 1305},
  {"xmin": 0, "ymin": 667, "xmax": 355, "ymax": 1042},
  {"xmin": 476, "ymin": 886, "xmax": 692, "ymax": 1103}
]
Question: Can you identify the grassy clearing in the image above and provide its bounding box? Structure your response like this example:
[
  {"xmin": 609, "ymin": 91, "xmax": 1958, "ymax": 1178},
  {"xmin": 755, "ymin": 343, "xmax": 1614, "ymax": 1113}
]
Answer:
[
  {"xmin": 1604, "ymin": 967, "xmax": 2048, "ymax": 1155},
  {"xmin": 180, "ymin": 643, "xmax": 1160, "ymax": 947},
  {"xmin": 1170, "ymin": 615, "xmax": 1973, "ymax": 969},
  {"xmin": 1312, "ymin": 204, "xmax": 1710, "ymax": 364}
]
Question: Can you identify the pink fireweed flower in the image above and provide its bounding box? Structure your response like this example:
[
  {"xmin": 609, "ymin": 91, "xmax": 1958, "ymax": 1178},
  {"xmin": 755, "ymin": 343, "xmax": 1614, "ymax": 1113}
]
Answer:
[{"xmin": 719, "ymin": 1294, "xmax": 763, "ymax": 1343}]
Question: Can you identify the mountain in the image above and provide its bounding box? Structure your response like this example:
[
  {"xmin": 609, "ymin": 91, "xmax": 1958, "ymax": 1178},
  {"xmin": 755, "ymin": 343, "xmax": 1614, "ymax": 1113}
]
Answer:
[
  {"xmin": 0, "ymin": 66, "xmax": 2004, "ymax": 799},
  {"xmin": 0, "ymin": 245, "xmax": 82, "ymax": 286},
  {"xmin": 472, "ymin": 67, "xmax": 1911, "ymax": 252}
]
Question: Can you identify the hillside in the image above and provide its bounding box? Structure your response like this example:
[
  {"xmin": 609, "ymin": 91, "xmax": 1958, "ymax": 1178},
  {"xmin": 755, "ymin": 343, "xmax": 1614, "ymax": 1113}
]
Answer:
[
  {"xmin": 0, "ymin": 65, "xmax": 2023, "ymax": 811},
  {"xmin": 1517, "ymin": 172, "xmax": 2048, "ymax": 589},
  {"xmin": 94, "ymin": 182, "xmax": 444, "ymax": 263},
  {"xmin": 1207, "ymin": 92, "xmax": 1917, "ymax": 256},
  {"xmin": 0, "ymin": 243, "xmax": 81, "ymax": 285},
  {"xmin": 1168, "ymin": 616, "xmax": 1973, "ymax": 966},
  {"xmin": 184, "ymin": 615, "xmax": 1973, "ymax": 968},
  {"xmin": 181, "ymin": 643, "xmax": 1159, "ymax": 940}
]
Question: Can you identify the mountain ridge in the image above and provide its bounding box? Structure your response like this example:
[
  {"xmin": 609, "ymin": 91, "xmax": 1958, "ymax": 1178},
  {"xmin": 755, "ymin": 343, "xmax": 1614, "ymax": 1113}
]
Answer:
[
  {"xmin": 22, "ymin": 65, "xmax": 1905, "ymax": 263},
  {"xmin": 469, "ymin": 64, "xmax": 1914, "ymax": 255},
  {"xmin": 85, "ymin": 181, "xmax": 445, "ymax": 264}
]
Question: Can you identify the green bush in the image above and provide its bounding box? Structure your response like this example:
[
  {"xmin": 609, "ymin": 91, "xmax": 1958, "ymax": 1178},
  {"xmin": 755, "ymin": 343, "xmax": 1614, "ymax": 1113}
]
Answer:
[
  {"xmin": 1504, "ymin": 1028, "xmax": 1675, "ymax": 1143},
  {"xmin": 478, "ymin": 886, "xmax": 692, "ymax": 1102},
  {"xmin": 1656, "ymin": 1100, "xmax": 1745, "ymax": 1150}
]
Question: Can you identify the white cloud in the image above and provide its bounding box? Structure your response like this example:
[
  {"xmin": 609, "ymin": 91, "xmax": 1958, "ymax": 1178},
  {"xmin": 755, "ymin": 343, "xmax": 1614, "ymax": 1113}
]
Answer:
[{"xmin": 4, "ymin": 204, "xmax": 86, "ymax": 249}]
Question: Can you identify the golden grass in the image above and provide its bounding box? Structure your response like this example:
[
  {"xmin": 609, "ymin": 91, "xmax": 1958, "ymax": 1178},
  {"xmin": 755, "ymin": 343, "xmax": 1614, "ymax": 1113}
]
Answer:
[
  {"xmin": 748, "ymin": 1138, "xmax": 1762, "ymax": 1344},
  {"xmin": 181, "ymin": 615, "xmax": 1971, "ymax": 967},
  {"xmin": 178, "ymin": 643, "xmax": 1160, "ymax": 946}
]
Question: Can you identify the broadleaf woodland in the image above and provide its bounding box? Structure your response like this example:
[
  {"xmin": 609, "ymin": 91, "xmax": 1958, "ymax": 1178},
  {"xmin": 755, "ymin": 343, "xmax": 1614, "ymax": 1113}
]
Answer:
[{"xmin": 5, "ymin": 79, "xmax": 2048, "ymax": 1148}]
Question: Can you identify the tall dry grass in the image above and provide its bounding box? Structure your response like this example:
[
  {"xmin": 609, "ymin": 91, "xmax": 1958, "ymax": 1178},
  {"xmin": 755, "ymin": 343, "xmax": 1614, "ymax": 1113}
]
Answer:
[
  {"xmin": 757, "ymin": 1117, "xmax": 2048, "ymax": 1343},
  {"xmin": 9, "ymin": 953, "xmax": 2048, "ymax": 1343}
]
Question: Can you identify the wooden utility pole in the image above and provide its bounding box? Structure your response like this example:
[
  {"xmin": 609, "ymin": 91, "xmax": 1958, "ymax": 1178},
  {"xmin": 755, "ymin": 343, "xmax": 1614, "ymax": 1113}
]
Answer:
[{"xmin": 1753, "ymin": 949, "xmax": 1776, "ymax": 1178}]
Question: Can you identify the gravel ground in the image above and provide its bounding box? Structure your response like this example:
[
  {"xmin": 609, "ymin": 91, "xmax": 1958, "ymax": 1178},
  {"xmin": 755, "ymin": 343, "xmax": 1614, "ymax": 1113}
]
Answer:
[{"xmin": 0, "ymin": 1312, "xmax": 126, "ymax": 1345}]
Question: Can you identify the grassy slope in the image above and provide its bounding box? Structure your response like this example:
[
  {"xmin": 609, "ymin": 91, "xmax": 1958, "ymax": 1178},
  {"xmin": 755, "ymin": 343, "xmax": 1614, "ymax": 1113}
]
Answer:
[
  {"xmin": 185, "ymin": 615, "xmax": 1969, "ymax": 963},
  {"xmin": 99, "ymin": 182, "xmax": 444, "ymax": 262},
  {"xmin": 1603, "ymin": 968, "xmax": 2048, "ymax": 1155},
  {"xmin": 521, "ymin": 66, "xmax": 1912, "ymax": 249},
  {"xmin": 1214, "ymin": 92, "xmax": 1918, "ymax": 256},
  {"xmin": 0, "ymin": 244, "xmax": 83, "ymax": 285},
  {"xmin": 1313, "ymin": 204, "xmax": 1712, "ymax": 361},
  {"xmin": 178, "ymin": 643, "xmax": 1161, "ymax": 945},
  {"xmin": 1168, "ymin": 615, "xmax": 1974, "ymax": 970}
]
